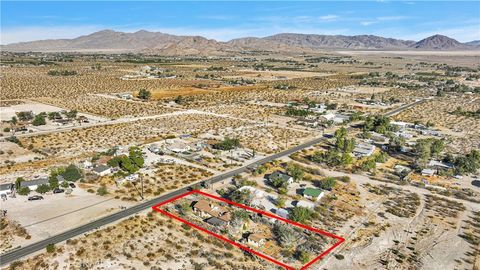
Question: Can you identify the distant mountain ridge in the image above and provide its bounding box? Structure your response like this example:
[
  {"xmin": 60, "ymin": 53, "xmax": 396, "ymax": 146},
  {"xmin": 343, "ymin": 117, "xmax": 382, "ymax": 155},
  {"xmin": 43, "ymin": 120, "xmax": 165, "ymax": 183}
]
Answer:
[{"xmin": 2, "ymin": 30, "xmax": 478, "ymax": 54}]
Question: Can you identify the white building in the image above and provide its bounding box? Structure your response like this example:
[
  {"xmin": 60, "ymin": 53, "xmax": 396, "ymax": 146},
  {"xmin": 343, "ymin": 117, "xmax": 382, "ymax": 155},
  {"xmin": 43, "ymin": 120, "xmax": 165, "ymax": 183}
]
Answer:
[
  {"xmin": 20, "ymin": 177, "xmax": 49, "ymax": 191},
  {"xmin": 296, "ymin": 200, "xmax": 316, "ymax": 209}
]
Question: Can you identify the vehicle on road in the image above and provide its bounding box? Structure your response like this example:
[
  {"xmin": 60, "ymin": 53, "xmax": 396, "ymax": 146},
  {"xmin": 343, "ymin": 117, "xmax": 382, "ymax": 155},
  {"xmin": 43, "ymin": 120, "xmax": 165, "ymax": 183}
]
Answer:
[
  {"xmin": 69, "ymin": 183, "xmax": 76, "ymax": 188},
  {"xmin": 53, "ymin": 188, "xmax": 65, "ymax": 194},
  {"xmin": 28, "ymin": 195, "xmax": 44, "ymax": 201}
]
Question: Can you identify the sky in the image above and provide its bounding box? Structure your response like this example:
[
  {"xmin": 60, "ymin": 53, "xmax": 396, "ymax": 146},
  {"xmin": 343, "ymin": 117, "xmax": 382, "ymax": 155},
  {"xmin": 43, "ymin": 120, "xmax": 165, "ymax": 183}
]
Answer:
[{"xmin": 1, "ymin": 1, "xmax": 479, "ymax": 44}]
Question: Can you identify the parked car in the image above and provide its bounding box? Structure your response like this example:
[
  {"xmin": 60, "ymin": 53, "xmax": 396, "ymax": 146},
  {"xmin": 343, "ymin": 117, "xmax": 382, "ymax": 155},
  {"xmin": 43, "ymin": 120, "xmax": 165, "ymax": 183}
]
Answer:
[
  {"xmin": 28, "ymin": 195, "xmax": 44, "ymax": 201},
  {"xmin": 69, "ymin": 183, "xmax": 76, "ymax": 188},
  {"xmin": 53, "ymin": 188, "xmax": 64, "ymax": 194}
]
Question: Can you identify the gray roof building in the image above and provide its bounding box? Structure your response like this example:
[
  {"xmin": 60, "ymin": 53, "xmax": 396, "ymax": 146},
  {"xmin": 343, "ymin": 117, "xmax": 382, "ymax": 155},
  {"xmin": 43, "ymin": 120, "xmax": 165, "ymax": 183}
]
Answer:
[
  {"xmin": 0, "ymin": 183, "xmax": 13, "ymax": 192},
  {"xmin": 268, "ymin": 171, "xmax": 293, "ymax": 183},
  {"xmin": 93, "ymin": 165, "xmax": 111, "ymax": 174},
  {"xmin": 20, "ymin": 177, "xmax": 49, "ymax": 188},
  {"xmin": 205, "ymin": 217, "xmax": 227, "ymax": 226}
]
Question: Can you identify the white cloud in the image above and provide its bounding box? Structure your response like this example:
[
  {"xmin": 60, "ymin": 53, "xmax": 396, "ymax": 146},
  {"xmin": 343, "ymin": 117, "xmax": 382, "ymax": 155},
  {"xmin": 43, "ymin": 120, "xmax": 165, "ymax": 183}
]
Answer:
[
  {"xmin": 319, "ymin": 15, "xmax": 339, "ymax": 21},
  {"xmin": 377, "ymin": 16, "xmax": 409, "ymax": 21},
  {"xmin": 361, "ymin": 21, "xmax": 376, "ymax": 26}
]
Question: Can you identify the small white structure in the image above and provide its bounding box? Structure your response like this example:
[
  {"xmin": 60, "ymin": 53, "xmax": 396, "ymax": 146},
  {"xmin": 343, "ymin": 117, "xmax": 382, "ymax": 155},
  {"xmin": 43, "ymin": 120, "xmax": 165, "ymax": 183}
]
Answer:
[
  {"xmin": 166, "ymin": 141, "xmax": 190, "ymax": 153},
  {"xmin": 238, "ymin": 186, "xmax": 267, "ymax": 199},
  {"xmin": 310, "ymin": 104, "xmax": 327, "ymax": 114},
  {"xmin": 395, "ymin": 132, "xmax": 413, "ymax": 139},
  {"xmin": 158, "ymin": 158, "xmax": 175, "ymax": 164},
  {"xmin": 391, "ymin": 121, "xmax": 409, "ymax": 131},
  {"xmin": 296, "ymin": 200, "xmax": 316, "ymax": 209},
  {"xmin": 148, "ymin": 144, "xmax": 162, "ymax": 154},
  {"xmin": 116, "ymin": 174, "xmax": 139, "ymax": 185},
  {"xmin": 421, "ymin": 168, "xmax": 436, "ymax": 176},
  {"xmin": 428, "ymin": 160, "xmax": 453, "ymax": 169},
  {"xmin": 247, "ymin": 233, "xmax": 267, "ymax": 247},
  {"xmin": 83, "ymin": 160, "xmax": 93, "ymax": 169},
  {"xmin": 118, "ymin": 93, "xmax": 133, "ymax": 100},
  {"xmin": 302, "ymin": 188, "xmax": 325, "ymax": 202},
  {"xmin": 92, "ymin": 165, "xmax": 112, "ymax": 176}
]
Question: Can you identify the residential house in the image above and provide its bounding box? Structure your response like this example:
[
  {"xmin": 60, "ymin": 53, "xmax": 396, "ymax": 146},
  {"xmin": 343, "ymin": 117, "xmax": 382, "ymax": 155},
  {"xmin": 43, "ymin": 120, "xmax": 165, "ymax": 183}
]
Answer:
[
  {"xmin": 268, "ymin": 171, "xmax": 293, "ymax": 185},
  {"xmin": 20, "ymin": 177, "xmax": 49, "ymax": 191},
  {"xmin": 247, "ymin": 233, "xmax": 267, "ymax": 247},
  {"xmin": 193, "ymin": 200, "xmax": 231, "ymax": 223},
  {"xmin": 353, "ymin": 143, "xmax": 376, "ymax": 157},
  {"xmin": 92, "ymin": 165, "xmax": 112, "ymax": 176},
  {"xmin": 321, "ymin": 113, "xmax": 349, "ymax": 124},
  {"xmin": 302, "ymin": 188, "xmax": 324, "ymax": 201}
]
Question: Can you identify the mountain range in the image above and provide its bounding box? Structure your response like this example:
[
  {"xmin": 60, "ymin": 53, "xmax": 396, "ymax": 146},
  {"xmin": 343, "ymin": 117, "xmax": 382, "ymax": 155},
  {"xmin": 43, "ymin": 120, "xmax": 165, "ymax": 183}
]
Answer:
[{"xmin": 2, "ymin": 30, "xmax": 478, "ymax": 55}]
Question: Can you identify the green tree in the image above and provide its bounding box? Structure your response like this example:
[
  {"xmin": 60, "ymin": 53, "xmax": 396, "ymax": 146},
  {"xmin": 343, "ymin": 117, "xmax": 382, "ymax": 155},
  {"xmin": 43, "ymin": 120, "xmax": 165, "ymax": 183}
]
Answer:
[
  {"xmin": 270, "ymin": 176, "xmax": 289, "ymax": 189},
  {"xmin": 229, "ymin": 189, "xmax": 252, "ymax": 205},
  {"xmin": 36, "ymin": 184, "xmax": 51, "ymax": 194},
  {"xmin": 360, "ymin": 158, "xmax": 376, "ymax": 172},
  {"xmin": 65, "ymin": 110, "xmax": 78, "ymax": 120},
  {"xmin": 273, "ymin": 223, "xmax": 298, "ymax": 248},
  {"xmin": 137, "ymin": 89, "xmax": 151, "ymax": 100},
  {"xmin": 62, "ymin": 164, "xmax": 82, "ymax": 182},
  {"xmin": 296, "ymin": 250, "xmax": 311, "ymax": 264},
  {"xmin": 454, "ymin": 149, "xmax": 480, "ymax": 175},
  {"xmin": 97, "ymin": 185, "xmax": 108, "ymax": 196},
  {"xmin": 129, "ymin": 147, "xmax": 145, "ymax": 168},
  {"xmin": 286, "ymin": 164, "xmax": 304, "ymax": 182},
  {"xmin": 16, "ymin": 111, "xmax": 34, "ymax": 121},
  {"xmin": 213, "ymin": 137, "xmax": 241, "ymax": 151},
  {"xmin": 276, "ymin": 196, "xmax": 286, "ymax": 208},
  {"xmin": 290, "ymin": 206, "xmax": 313, "ymax": 224},
  {"xmin": 316, "ymin": 177, "xmax": 337, "ymax": 189},
  {"xmin": 46, "ymin": 244, "xmax": 55, "ymax": 253},
  {"xmin": 17, "ymin": 187, "xmax": 30, "ymax": 196},
  {"xmin": 15, "ymin": 177, "xmax": 25, "ymax": 189},
  {"xmin": 32, "ymin": 114, "xmax": 46, "ymax": 126}
]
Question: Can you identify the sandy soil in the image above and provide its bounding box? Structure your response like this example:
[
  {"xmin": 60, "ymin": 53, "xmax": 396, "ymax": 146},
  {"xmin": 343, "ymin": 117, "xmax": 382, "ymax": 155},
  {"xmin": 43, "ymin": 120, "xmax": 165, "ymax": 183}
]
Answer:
[{"xmin": 1, "ymin": 188, "xmax": 135, "ymax": 253}]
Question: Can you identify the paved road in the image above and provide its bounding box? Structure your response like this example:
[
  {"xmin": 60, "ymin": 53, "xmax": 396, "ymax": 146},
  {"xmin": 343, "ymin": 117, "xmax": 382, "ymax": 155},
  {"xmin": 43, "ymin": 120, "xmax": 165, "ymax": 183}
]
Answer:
[
  {"xmin": 0, "ymin": 136, "xmax": 325, "ymax": 266},
  {"xmin": 0, "ymin": 99, "xmax": 424, "ymax": 265},
  {"xmin": 383, "ymin": 98, "xmax": 427, "ymax": 117}
]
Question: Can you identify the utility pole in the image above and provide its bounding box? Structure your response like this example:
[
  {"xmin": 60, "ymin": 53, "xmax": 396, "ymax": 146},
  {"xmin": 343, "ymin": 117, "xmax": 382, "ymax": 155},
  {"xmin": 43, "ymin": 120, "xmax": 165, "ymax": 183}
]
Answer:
[{"xmin": 141, "ymin": 175, "xmax": 144, "ymax": 200}]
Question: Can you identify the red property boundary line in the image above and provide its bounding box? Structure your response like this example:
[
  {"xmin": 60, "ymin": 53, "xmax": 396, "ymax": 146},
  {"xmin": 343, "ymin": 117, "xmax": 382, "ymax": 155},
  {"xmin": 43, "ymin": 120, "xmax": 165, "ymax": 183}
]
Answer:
[{"xmin": 152, "ymin": 190, "xmax": 345, "ymax": 270}]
